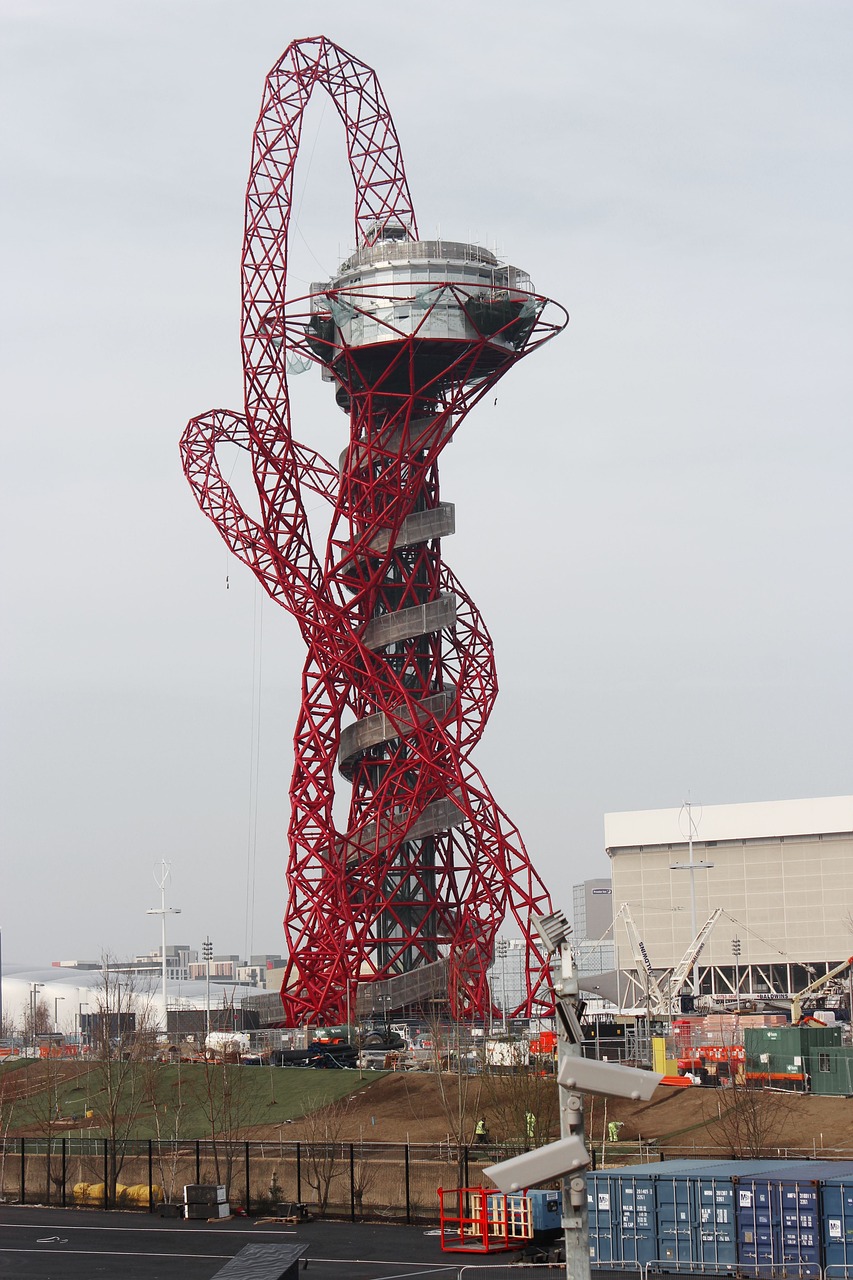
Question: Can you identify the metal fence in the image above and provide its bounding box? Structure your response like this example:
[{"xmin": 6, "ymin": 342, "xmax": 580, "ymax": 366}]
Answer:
[
  {"xmin": 458, "ymin": 1266, "xmax": 853, "ymax": 1280},
  {"xmin": 0, "ymin": 1137, "xmax": 526, "ymax": 1221}
]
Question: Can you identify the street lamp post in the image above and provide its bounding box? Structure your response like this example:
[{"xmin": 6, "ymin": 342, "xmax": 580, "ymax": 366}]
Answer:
[
  {"xmin": 732, "ymin": 937, "xmax": 742, "ymax": 1004},
  {"xmin": 146, "ymin": 861, "xmax": 181, "ymax": 1034},
  {"xmin": 671, "ymin": 801, "xmax": 715, "ymax": 1002},
  {"xmin": 30, "ymin": 983, "xmax": 43, "ymax": 1053},
  {"xmin": 495, "ymin": 939, "xmax": 509, "ymax": 1032},
  {"xmin": 203, "ymin": 937, "xmax": 213, "ymax": 1042},
  {"xmin": 532, "ymin": 910, "xmax": 591, "ymax": 1280}
]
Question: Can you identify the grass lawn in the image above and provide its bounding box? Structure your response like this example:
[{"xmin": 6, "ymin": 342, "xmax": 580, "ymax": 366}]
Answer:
[{"xmin": 5, "ymin": 1060, "xmax": 385, "ymax": 1140}]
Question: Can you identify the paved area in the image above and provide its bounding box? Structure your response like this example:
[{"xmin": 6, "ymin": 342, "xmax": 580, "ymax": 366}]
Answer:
[{"xmin": 0, "ymin": 1206, "xmax": 505, "ymax": 1279}]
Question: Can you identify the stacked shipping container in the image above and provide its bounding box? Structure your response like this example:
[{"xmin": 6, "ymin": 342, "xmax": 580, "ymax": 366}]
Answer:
[{"xmin": 587, "ymin": 1159, "xmax": 853, "ymax": 1273}]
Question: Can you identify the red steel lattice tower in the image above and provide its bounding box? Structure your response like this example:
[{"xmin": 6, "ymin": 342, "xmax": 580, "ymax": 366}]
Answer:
[{"xmin": 181, "ymin": 37, "xmax": 568, "ymax": 1025}]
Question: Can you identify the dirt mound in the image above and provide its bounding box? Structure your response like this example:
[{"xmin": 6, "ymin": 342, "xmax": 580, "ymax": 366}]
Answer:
[
  {"xmin": 251, "ymin": 1073, "xmax": 853, "ymax": 1157},
  {"xmin": 256, "ymin": 1072, "xmax": 453, "ymax": 1143}
]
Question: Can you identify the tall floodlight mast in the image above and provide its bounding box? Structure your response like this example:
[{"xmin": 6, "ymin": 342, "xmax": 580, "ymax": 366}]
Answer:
[{"xmin": 181, "ymin": 37, "xmax": 568, "ymax": 1026}]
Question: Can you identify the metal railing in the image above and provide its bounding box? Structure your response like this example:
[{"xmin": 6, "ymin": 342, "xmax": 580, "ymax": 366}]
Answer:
[
  {"xmin": 641, "ymin": 1261, "xmax": 822, "ymax": 1279},
  {"xmin": 457, "ymin": 1267, "xmax": 570, "ymax": 1280},
  {"xmin": 0, "ymin": 1136, "xmax": 526, "ymax": 1221}
]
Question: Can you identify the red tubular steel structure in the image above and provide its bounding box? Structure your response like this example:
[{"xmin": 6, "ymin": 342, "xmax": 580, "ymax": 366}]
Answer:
[{"xmin": 181, "ymin": 37, "xmax": 568, "ymax": 1025}]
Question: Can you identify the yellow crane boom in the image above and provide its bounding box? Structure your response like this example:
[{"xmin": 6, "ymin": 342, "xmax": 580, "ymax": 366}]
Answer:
[{"xmin": 791, "ymin": 955, "xmax": 853, "ymax": 1023}]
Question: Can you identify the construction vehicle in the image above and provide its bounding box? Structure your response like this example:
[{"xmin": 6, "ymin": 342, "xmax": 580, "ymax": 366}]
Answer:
[
  {"xmin": 790, "ymin": 956, "xmax": 853, "ymax": 1024},
  {"xmin": 617, "ymin": 903, "xmax": 723, "ymax": 1017}
]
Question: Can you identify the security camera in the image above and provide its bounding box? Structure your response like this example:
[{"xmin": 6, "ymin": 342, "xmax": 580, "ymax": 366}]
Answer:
[
  {"xmin": 483, "ymin": 1135, "xmax": 590, "ymax": 1194},
  {"xmin": 557, "ymin": 1055, "xmax": 662, "ymax": 1101}
]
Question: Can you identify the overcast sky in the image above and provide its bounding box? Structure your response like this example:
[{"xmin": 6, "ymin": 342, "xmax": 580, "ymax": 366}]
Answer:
[{"xmin": 1, "ymin": 1, "xmax": 851, "ymax": 969}]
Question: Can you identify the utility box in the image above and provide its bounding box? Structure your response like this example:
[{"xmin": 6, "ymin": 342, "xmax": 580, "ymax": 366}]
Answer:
[
  {"xmin": 527, "ymin": 1188, "xmax": 562, "ymax": 1234},
  {"xmin": 184, "ymin": 1184, "xmax": 229, "ymax": 1219}
]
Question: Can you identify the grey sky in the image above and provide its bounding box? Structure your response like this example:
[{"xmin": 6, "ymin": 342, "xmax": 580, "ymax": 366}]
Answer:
[{"xmin": 1, "ymin": 1, "xmax": 851, "ymax": 968}]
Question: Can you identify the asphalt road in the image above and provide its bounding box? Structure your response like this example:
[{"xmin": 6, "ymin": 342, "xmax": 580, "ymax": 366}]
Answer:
[{"xmin": 0, "ymin": 1206, "xmax": 505, "ymax": 1280}]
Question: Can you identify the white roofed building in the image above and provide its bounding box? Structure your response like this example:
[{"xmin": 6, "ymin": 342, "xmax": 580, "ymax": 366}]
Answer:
[{"xmin": 605, "ymin": 795, "xmax": 853, "ymax": 1008}]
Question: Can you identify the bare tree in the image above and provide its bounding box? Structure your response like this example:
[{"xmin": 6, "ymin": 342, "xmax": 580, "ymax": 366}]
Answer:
[
  {"xmin": 189, "ymin": 1049, "xmax": 262, "ymax": 1196},
  {"xmin": 0, "ymin": 1071, "xmax": 16, "ymax": 1200},
  {"xmin": 480, "ymin": 1044, "xmax": 559, "ymax": 1149},
  {"xmin": 26, "ymin": 1053, "xmax": 69, "ymax": 1202},
  {"xmin": 422, "ymin": 1011, "xmax": 484, "ymax": 1149},
  {"xmin": 21, "ymin": 999, "xmax": 51, "ymax": 1043},
  {"xmin": 713, "ymin": 1079, "xmax": 797, "ymax": 1158},
  {"xmin": 84, "ymin": 957, "xmax": 158, "ymax": 1205},
  {"xmin": 300, "ymin": 1094, "xmax": 352, "ymax": 1215},
  {"xmin": 142, "ymin": 1056, "xmax": 185, "ymax": 1203},
  {"xmin": 351, "ymin": 1138, "xmax": 380, "ymax": 1219}
]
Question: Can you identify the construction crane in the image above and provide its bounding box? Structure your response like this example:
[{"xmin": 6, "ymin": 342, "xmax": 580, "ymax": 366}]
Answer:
[
  {"xmin": 617, "ymin": 904, "xmax": 668, "ymax": 1012},
  {"xmin": 791, "ymin": 956, "xmax": 853, "ymax": 1024},
  {"xmin": 616, "ymin": 903, "xmax": 722, "ymax": 1016},
  {"xmin": 667, "ymin": 908, "xmax": 722, "ymax": 1013}
]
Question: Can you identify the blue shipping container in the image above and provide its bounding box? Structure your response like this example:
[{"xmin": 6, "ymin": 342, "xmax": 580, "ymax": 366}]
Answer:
[
  {"xmin": 587, "ymin": 1158, "xmax": 853, "ymax": 1273},
  {"xmin": 587, "ymin": 1165, "xmax": 661, "ymax": 1264},
  {"xmin": 659, "ymin": 1161, "xmax": 789, "ymax": 1270},
  {"xmin": 821, "ymin": 1173, "xmax": 853, "ymax": 1273},
  {"xmin": 588, "ymin": 1161, "xmax": 733, "ymax": 1267},
  {"xmin": 733, "ymin": 1162, "xmax": 853, "ymax": 1278}
]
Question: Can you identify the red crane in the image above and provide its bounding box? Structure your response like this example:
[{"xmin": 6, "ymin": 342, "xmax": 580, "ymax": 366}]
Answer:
[{"xmin": 181, "ymin": 36, "xmax": 568, "ymax": 1025}]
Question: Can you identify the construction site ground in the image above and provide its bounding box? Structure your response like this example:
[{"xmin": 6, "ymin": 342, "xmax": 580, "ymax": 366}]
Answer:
[
  {"xmin": 3, "ymin": 1060, "xmax": 853, "ymax": 1157},
  {"xmin": 255, "ymin": 1071, "xmax": 853, "ymax": 1158}
]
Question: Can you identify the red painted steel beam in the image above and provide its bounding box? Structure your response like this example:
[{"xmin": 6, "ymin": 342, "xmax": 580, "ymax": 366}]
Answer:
[{"xmin": 181, "ymin": 36, "xmax": 568, "ymax": 1026}]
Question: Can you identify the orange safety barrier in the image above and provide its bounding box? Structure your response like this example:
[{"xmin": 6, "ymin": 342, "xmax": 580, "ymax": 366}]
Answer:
[{"xmin": 744, "ymin": 1071, "xmax": 806, "ymax": 1083}]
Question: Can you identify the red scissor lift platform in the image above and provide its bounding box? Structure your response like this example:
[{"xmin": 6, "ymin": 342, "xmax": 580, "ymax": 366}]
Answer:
[{"xmin": 437, "ymin": 1187, "xmax": 533, "ymax": 1253}]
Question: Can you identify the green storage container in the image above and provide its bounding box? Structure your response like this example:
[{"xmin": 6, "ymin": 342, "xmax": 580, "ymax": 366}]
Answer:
[
  {"xmin": 808, "ymin": 1045, "xmax": 853, "ymax": 1095},
  {"xmin": 745, "ymin": 1025, "xmax": 842, "ymax": 1089}
]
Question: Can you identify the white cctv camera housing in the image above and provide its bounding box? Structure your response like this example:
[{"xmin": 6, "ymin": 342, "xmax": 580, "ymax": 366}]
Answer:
[
  {"xmin": 558, "ymin": 1055, "xmax": 662, "ymax": 1101},
  {"xmin": 483, "ymin": 1135, "xmax": 590, "ymax": 1194}
]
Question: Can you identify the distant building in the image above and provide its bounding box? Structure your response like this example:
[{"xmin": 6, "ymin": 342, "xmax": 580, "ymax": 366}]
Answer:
[
  {"xmin": 249, "ymin": 954, "xmax": 285, "ymax": 970},
  {"xmin": 188, "ymin": 959, "xmax": 237, "ymax": 982},
  {"xmin": 236, "ymin": 965, "xmax": 266, "ymax": 987},
  {"xmin": 572, "ymin": 879, "xmax": 615, "ymax": 977},
  {"xmin": 52, "ymin": 948, "xmax": 199, "ymax": 983},
  {"xmin": 487, "ymin": 939, "xmax": 528, "ymax": 1019},
  {"xmin": 606, "ymin": 794, "xmax": 853, "ymax": 1004},
  {"xmin": 127, "ymin": 945, "xmax": 197, "ymax": 982}
]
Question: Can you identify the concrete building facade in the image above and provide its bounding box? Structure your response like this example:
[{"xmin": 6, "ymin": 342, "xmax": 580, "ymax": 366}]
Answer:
[
  {"xmin": 605, "ymin": 795, "xmax": 853, "ymax": 1005},
  {"xmin": 572, "ymin": 879, "xmax": 616, "ymax": 977}
]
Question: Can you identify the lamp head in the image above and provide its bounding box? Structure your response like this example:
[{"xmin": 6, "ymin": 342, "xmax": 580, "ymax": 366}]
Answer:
[{"xmin": 533, "ymin": 910, "xmax": 571, "ymax": 954}]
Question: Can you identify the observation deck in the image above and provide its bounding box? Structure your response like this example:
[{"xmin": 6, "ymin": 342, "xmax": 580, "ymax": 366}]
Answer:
[{"xmin": 306, "ymin": 239, "xmax": 542, "ymax": 407}]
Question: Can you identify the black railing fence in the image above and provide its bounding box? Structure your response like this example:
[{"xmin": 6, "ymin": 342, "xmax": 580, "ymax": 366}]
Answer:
[{"xmin": 0, "ymin": 1137, "xmax": 527, "ymax": 1221}]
